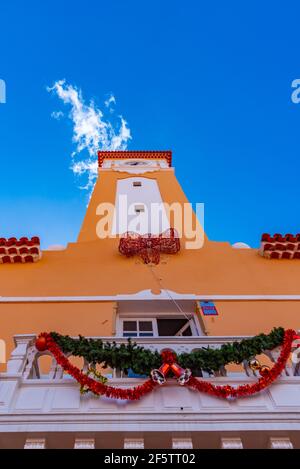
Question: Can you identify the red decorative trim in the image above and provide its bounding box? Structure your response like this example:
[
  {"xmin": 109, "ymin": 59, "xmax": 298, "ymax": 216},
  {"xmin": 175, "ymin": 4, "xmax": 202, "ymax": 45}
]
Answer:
[
  {"xmin": 260, "ymin": 233, "xmax": 300, "ymax": 259},
  {"xmin": 98, "ymin": 150, "xmax": 172, "ymax": 167},
  {"xmin": 0, "ymin": 237, "xmax": 41, "ymax": 264}
]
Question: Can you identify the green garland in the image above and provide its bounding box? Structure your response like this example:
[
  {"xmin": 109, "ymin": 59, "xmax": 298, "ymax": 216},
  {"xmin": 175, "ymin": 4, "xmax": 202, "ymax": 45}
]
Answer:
[{"xmin": 50, "ymin": 327, "xmax": 284, "ymax": 375}]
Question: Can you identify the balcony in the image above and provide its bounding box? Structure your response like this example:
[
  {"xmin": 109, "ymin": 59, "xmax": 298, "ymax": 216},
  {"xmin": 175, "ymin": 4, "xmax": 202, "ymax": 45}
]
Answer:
[{"xmin": 1, "ymin": 334, "xmax": 300, "ymax": 448}]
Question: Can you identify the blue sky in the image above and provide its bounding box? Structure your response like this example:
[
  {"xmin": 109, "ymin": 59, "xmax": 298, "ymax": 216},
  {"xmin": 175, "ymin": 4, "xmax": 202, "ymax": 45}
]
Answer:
[{"xmin": 1, "ymin": 1, "xmax": 300, "ymax": 248}]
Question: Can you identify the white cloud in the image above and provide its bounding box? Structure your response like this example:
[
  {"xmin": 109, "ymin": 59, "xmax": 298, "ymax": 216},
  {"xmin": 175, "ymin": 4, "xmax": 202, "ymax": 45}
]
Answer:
[
  {"xmin": 104, "ymin": 93, "xmax": 116, "ymax": 108},
  {"xmin": 47, "ymin": 80, "xmax": 131, "ymax": 192},
  {"xmin": 51, "ymin": 110, "xmax": 64, "ymax": 120}
]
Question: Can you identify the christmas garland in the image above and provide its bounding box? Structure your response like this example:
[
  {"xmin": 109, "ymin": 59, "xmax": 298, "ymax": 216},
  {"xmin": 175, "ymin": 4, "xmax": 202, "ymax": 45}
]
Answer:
[
  {"xmin": 46, "ymin": 327, "xmax": 284, "ymax": 375},
  {"xmin": 37, "ymin": 333, "xmax": 158, "ymax": 400},
  {"xmin": 35, "ymin": 328, "xmax": 298, "ymax": 401}
]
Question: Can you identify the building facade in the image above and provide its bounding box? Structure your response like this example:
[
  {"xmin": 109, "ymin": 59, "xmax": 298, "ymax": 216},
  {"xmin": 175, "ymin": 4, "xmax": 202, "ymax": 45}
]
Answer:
[{"xmin": 0, "ymin": 150, "xmax": 300, "ymax": 449}]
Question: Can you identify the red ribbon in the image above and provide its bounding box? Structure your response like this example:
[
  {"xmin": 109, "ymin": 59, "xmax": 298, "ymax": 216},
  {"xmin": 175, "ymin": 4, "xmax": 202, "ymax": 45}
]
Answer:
[{"xmin": 119, "ymin": 228, "xmax": 180, "ymax": 264}]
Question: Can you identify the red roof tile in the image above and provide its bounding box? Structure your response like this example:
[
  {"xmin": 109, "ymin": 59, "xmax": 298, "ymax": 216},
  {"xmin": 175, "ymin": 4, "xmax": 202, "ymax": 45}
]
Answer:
[
  {"xmin": 98, "ymin": 150, "xmax": 172, "ymax": 167},
  {"xmin": 0, "ymin": 237, "xmax": 41, "ymax": 264},
  {"xmin": 260, "ymin": 233, "xmax": 300, "ymax": 259}
]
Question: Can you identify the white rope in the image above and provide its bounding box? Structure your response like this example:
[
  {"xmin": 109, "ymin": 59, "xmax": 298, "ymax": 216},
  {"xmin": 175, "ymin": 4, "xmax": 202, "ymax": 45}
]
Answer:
[{"xmin": 147, "ymin": 264, "xmax": 193, "ymax": 328}]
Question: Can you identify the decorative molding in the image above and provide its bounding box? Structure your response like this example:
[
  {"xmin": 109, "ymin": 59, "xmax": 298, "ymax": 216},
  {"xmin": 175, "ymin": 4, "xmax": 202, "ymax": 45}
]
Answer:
[
  {"xmin": 2, "ymin": 290, "xmax": 300, "ymax": 303},
  {"xmin": 269, "ymin": 437, "xmax": 293, "ymax": 449},
  {"xmin": 74, "ymin": 438, "xmax": 95, "ymax": 449},
  {"xmin": 124, "ymin": 438, "xmax": 144, "ymax": 449},
  {"xmin": 98, "ymin": 150, "xmax": 172, "ymax": 168},
  {"xmin": 221, "ymin": 437, "xmax": 243, "ymax": 449},
  {"xmin": 24, "ymin": 438, "xmax": 46, "ymax": 449},
  {"xmin": 172, "ymin": 437, "xmax": 193, "ymax": 449}
]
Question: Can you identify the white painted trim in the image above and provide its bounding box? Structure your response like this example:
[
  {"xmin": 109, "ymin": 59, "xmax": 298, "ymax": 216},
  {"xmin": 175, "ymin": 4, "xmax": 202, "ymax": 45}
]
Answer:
[
  {"xmin": 2, "ymin": 377, "xmax": 300, "ymax": 433},
  {"xmin": 221, "ymin": 437, "xmax": 243, "ymax": 449},
  {"xmin": 269, "ymin": 437, "xmax": 293, "ymax": 449},
  {"xmin": 172, "ymin": 438, "xmax": 193, "ymax": 449},
  {"xmin": 24, "ymin": 438, "xmax": 46, "ymax": 449},
  {"xmin": 74, "ymin": 438, "xmax": 95, "ymax": 449},
  {"xmin": 1, "ymin": 290, "xmax": 300, "ymax": 303}
]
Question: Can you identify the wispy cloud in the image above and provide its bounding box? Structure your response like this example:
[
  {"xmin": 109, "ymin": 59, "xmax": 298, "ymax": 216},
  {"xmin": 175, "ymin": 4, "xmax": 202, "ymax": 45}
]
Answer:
[
  {"xmin": 104, "ymin": 93, "xmax": 116, "ymax": 109},
  {"xmin": 47, "ymin": 79, "xmax": 131, "ymax": 192},
  {"xmin": 51, "ymin": 110, "xmax": 64, "ymax": 120}
]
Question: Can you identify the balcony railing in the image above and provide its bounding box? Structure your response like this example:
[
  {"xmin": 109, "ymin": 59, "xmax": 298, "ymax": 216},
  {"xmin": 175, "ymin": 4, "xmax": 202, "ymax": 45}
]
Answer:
[
  {"xmin": 2, "ymin": 333, "xmax": 300, "ymax": 438},
  {"xmin": 5, "ymin": 333, "xmax": 300, "ymax": 380}
]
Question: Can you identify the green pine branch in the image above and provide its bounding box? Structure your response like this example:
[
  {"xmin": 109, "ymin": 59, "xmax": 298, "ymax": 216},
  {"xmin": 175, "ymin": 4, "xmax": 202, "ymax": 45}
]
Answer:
[{"xmin": 50, "ymin": 327, "xmax": 284, "ymax": 375}]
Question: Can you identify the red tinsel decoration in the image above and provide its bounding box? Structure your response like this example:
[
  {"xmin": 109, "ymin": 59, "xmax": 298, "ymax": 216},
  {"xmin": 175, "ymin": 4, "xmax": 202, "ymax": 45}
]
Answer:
[
  {"xmin": 35, "ymin": 329, "xmax": 296, "ymax": 400},
  {"xmin": 119, "ymin": 228, "xmax": 180, "ymax": 264},
  {"xmin": 187, "ymin": 329, "xmax": 295, "ymax": 399},
  {"xmin": 37, "ymin": 333, "xmax": 157, "ymax": 400}
]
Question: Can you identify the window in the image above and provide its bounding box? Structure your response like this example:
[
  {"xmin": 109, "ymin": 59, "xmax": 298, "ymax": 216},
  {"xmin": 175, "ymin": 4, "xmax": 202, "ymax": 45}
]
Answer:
[
  {"xmin": 134, "ymin": 204, "xmax": 145, "ymax": 213},
  {"xmin": 119, "ymin": 316, "xmax": 200, "ymax": 337},
  {"xmin": 133, "ymin": 181, "xmax": 142, "ymax": 187},
  {"xmin": 122, "ymin": 319, "xmax": 154, "ymax": 337},
  {"xmin": 156, "ymin": 318, "xmax": 193, "ymax": 336}
]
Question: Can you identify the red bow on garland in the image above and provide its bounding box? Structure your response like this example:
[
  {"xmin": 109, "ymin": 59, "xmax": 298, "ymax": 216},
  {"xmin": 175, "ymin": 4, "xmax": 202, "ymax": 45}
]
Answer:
[
  {"xmin": 151, "ymin": 349, "xmax": 191, "ymax": 385},
  {"xmin": 119, "ymin": 228, "xmax": 180, "ymax": 264}
]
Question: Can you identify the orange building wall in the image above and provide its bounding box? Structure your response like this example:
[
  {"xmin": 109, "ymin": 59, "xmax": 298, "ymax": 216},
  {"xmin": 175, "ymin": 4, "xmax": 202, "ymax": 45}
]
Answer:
[
  {"xmin": 1, "ymin": 163, "xmax": 300, "ymax": 370},
  {"xmin": 199, "ymin": 300, "xmax": 300, "ymax": 336},
  {"xmin": 0, "ymin": 302, "xmax": 115, "ymax": 372}
]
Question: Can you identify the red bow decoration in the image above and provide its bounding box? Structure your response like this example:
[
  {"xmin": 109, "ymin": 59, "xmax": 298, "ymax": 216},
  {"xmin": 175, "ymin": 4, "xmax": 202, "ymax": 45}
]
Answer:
[
  {"xmin": 151, "ymin": 349, "xmax": 191, "ymax": 385},
  {"xmin": 119, "ymin": 228, "xmax": 180, "ymax": 264}
]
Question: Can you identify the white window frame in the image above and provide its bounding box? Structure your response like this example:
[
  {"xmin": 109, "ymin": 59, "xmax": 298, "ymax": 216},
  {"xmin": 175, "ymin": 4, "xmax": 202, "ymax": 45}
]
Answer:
[
  {"xmin": 117, "ymin": 313, "xmax": 201, "ymax": 337},
  {"xmin": 119, "ymin": 317, "xmax": 158, "ymax": 337},
  {"xmin": 134, "ymin": 204, "xmax": 145, "ymax": 213}
]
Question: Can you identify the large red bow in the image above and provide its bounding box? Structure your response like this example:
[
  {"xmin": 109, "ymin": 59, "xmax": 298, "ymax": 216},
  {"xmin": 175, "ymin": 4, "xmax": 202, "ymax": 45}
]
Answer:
[{"xmin": 119, "ymin": 228, "xmax": 180, "ymax": 264}]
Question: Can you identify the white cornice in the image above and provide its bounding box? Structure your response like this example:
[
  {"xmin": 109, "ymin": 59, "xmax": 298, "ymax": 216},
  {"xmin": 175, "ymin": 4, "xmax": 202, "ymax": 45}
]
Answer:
[{"xmin": 0, "ymin": 289, "xmax": 300, "ymax": 303}]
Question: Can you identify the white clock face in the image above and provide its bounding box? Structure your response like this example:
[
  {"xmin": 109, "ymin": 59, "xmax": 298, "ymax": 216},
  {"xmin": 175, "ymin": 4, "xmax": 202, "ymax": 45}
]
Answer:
[
  {"xmin": 106, "ymin": 159, "xmax": 162, "ymax": 174},
  {"xmin": 123, "ymin": 160, "xmax": 150, "ymax": 166}
]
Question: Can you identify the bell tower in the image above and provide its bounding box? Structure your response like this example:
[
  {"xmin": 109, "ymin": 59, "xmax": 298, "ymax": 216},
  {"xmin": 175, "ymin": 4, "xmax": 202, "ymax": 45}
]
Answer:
[{"xmin": 77, "ymin": 150, "xmax": 203, "ymax": 243}]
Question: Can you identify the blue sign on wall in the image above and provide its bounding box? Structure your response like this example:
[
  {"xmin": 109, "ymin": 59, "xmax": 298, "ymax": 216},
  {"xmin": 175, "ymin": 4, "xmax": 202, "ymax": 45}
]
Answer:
[{"xmin": 200, "ymin": 301, "xmax": 218, "ymax": 316}]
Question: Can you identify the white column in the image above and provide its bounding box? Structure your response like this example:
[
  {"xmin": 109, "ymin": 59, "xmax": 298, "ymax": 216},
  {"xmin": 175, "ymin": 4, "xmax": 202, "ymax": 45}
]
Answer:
[
  {"xmin": 7, "ymin": 335, "xmax": 34, "ymax": 374},
  {"xmin": 124, "ymin": 438, "xmax": 144, "ymax": 449},
  {"xmin": 269, "ymin": 437, "xmax": 293, "ymax": 449},
  {"xmin": 221, "ymin": 437, "xmax": 243, "ymax": 449},
  {"xmin": 24, "ymin": 438, "xmax": 46, "ymax": 449},
  {"xmin": 172, "ymin": 438, "xmax": 193, "ymax": 449},
  {"xmin": 74, "ymin": 438, "xmax": 95, "ymax": 449}
]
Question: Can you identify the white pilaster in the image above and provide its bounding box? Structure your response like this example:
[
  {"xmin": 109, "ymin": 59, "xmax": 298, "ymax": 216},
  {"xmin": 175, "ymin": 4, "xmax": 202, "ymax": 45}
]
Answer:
[
  {"xmin": 221, "ymin": 437, "xmax": 243, "ymax": 449},
  {"xmin": 269, "ymin": 437, "xmax": 293, "ymax": 449},
  {"xmin": 172, "ymin": 438, "xmax": 193, "ymax": 449},
  {"xmin": 124, "ymin": 438, "xmax": 144, "ymax": 449},
  {"xmin": 24, "ymin": 438, "xmax": 46, "ymax": 449},
  {"xmin": 74, "ymin": 438, "xmax": 95, "ymax": 449},
  {"xmin": 7, "ymin": 335, "xmax": 33, "ymax": 374}
]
